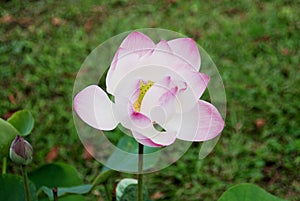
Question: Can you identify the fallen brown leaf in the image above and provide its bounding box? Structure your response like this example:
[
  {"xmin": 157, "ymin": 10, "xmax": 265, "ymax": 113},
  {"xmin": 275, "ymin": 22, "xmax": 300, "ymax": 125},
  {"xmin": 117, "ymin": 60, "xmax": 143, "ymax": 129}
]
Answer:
[
  {"xmin": 0, "ymin": 14, "xmax": 13, "ymax": 24},
  {"xmin": 282, "ymin": 48, "xmax": 290, "ymax": 56},
  {"xmin": 2, "ymin": 110, "xmax": 15, "ymax": 120},
  {"xmin": 8, "ymin": 94, "xmax": 17, "ymax": 104},
  {"xmin": 52, "ymin": 17, "xmax": 63, "ymax": 26},
  {"xmin": 254, "ymin": 35, "xmax": 270, "ymax": 43},
  {"xmin": 255, "ymin": 118, "xmax": 266, "ymax": 129},
  {"xmin": 17, "ymin": 18, "xmax": 32, "ymax": 27},
  {"xmin": 84, "ymin": 19, "xmax": 93, "ymax": 32},
  {"xmin": 46, "ymin": 146, "xmax": 59, "ymax": 162},
  {"xmin": 151, "ymin": 191, "xmax": 164, "ymax": 200}
]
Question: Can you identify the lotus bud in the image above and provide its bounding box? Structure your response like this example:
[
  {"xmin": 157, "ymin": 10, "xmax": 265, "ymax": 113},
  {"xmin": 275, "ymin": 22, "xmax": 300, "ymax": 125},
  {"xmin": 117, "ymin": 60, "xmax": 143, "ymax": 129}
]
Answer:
[{"xmin": 9, "ymin": 135, "xmax": 33, "ymax": 165}]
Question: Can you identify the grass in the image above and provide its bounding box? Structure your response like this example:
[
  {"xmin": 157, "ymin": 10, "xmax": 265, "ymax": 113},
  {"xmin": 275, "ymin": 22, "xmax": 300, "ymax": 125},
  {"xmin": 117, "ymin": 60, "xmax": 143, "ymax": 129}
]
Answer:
[{"xmin": 1, "ymin": 0, "xmax": 299, "ymax": 200}]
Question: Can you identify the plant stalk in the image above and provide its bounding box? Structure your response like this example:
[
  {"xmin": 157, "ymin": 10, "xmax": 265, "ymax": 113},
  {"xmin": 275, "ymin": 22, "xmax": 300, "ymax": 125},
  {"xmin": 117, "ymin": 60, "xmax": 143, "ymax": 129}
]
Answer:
[
  {"xmin": 53, "ymin": 187, "xmax": 58, "ymax": 201},
  {"xmin": 91, "ymin": 169, "xmax": 116, "ymax": 191},
  {"xmin": 21, "ymin": 165, "xmax": 31, "ymax": 201},
  {"xmin": 104, "ymin": 180, "xmax": 112, "ymax": 201},
  {"xmin": 2, "ymin": 157, "xmax": 7, "ymax": 174},
  {"xmin": 138, "ymin": 143, "xmax": 144, "ymax": 201}
]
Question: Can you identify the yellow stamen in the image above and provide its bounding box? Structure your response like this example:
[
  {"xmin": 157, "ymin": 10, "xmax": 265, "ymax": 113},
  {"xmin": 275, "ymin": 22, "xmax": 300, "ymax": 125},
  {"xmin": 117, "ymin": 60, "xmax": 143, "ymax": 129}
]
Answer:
[{"xmin": 133, "ymin": 80, "xmax": 154, "ymax": 112}]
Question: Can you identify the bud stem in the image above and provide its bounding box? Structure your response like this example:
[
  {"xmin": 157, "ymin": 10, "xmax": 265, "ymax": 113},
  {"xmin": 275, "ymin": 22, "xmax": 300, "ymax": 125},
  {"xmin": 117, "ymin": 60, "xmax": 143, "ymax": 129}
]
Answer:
[
  {"xmin": 138, "ymin": 143, "xmax": 144, "ymax": 201},
  {"xmin": 21, "ymin": 165, "xmax": 31, "ymax": 201},
  {"xmin": 2, "ymin": 157, "xmax": 7, "ymax": 174},
  {"xmin": 53, "ymin": 187, "xmax": 58, "ymax": 201}
]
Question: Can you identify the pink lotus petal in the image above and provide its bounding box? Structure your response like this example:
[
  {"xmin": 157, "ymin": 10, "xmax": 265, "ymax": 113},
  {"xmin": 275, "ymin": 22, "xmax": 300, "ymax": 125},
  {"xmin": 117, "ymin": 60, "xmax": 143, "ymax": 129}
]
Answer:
[
  {"xmin": 120, "ymin": 31, "xmax": 155, "ymax": 57},
  {"xmin": 109, "ymin": 47, "xmax": 123, "ymax": 72},
  {"xmin": 130, "ymin": 111, "xmax": 152, "ymax": 129},
  {"xmin": 114, "ymin": 96, "xmax": 153, "ymax": 131},
  {"xmin": 195, "ymin": 100, "xmax": 225, "ymax": 141},
  {"xmin": 132, "ymin": 129, "xmax": 176, "ymax": 147},
  {"xmin": 141, "ymin": 39, "xmax": 179, "ymax": 67},
  {"xmin": 168, "ymin": 38, "xmax": 201, "ymax": 71},
  {"xmin": 149, "ymin": 130, "xmax": 177, "ymax": 146},
  {"xmin": 175, "ymin": 66, "xmax": 210, "ymax": 102},
  {"xmin": 106, "ymin": 51, "xmax": 140, "ymax": 95},
  {"xmin": 114, "ymin": 93, "xmax": 177, "ymax": 146},
  {"xmin": 132, "ymin": 131, "xmax": 163, "ymax": 147},
  {"xmin": 74, "ymin": 85, "xmax": 118, "ymax": 130},
  {"xmin": 166, "ymin": 100, "xmax": 224, "ymax": 141},
  {"xmin": 140, "ymin": 79, "xmax": 178, "ymax": 126},
  {"xmin": 153, "ymin": 39, "xmax": 172, "ymax": 54}
]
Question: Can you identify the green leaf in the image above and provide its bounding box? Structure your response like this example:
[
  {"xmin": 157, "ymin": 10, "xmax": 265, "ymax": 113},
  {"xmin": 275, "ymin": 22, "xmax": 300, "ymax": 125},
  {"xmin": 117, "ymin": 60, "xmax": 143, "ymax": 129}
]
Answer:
[
  {"xmin": 39, "ymin": 194, "xmax": 86, "ymax": 201},
  {"xmin": 7, "ymin": 110, "xmax": 34, "ymax": 136},
  {"xmin": 103, "ymin": 135, "xmax": 160, "ymax": 172},
  {"xmin": 0, "ymin": 118, "xmax": 19, "ymax": 158},
  {"xmin": 0, "ymin": 174, "xmax": 37, "ymax": 201},
  {"xmin": 58, "ymin": 195, "xmax": 86, "ymax": 201},
  {"xmin": 28, "ymin": 163, "xmax": 83, "ymax": 190},
  {"xmin": 41, "ymin": 184, "xmax": 92, "ymax": 199},
  {"xmin": 217, "ymin": 183, "xmax": 287, "ymax": 201}
]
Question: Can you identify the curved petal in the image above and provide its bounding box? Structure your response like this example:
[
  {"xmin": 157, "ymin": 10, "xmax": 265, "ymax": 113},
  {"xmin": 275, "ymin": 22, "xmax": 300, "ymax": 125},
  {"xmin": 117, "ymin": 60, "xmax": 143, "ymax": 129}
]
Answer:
[
  {"xmin": 141, "ymin": 40, "xmax": 180, "ymax": 68},
  {"xmin": 106, "ymin": 50, "xmax": 140, "ymax": 95},
  {"xmin": 174, "ymin": 65, "xmax": 210, "ymax": 101},
  {"xmin": 112, "ymin": 65, "xmax": 207, "ymax": 113},
  {"xmin": 140, "ymin": 78, "xmax": 178, "ymax": 126},
  {"xmin": 114, "ymin": 96, "xmax": 152, "ymax": 130},
  {"xmin": 114, "ymin": 95, "xmax": 177, "ymax": 146},
  {"xmin": 168, "ymin": 38, "xmax": 201, "ymax": 71},
  {"xmin": 132, "ymin": 131, "xmax": 163, "ymax": 147},
  {"xmin": 120, "ymin": 31, "xmax": 155, "ymax": 57},
  {"xmin": 195, "ymin": 100, "xmax": 225, "ymax": 141},
  {"xmin": 149, "ymin": 130, "xmax": 177, "ymax": 146},
  {"xmin": 153, "ymin": 39, "xmax": 172, "ymax": 55},
  {"xmin": 166, "ymin": 100, "xmax": 224, "ymax": 141},
  {"xmin": 74, "ymin": 85, "xmax": 118, "ymax": 130},
  {"xmin": 125, "ymin": 110, "xmax": 177, "ymax": 146},
  {"xmin": 112, "ymin": 66, "xmax": 173, "ymax": 99},
  {"xmin": 132, "ymin": 129, "xmax": 176, "ymax": 147}
]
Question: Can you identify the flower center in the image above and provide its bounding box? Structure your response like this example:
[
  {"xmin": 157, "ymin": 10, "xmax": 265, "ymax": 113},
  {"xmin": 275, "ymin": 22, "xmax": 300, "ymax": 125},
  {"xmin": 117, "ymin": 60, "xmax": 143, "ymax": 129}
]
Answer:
[{"xmin": 133, "ymin": 80, "xmax": 154, "ymax": 112}]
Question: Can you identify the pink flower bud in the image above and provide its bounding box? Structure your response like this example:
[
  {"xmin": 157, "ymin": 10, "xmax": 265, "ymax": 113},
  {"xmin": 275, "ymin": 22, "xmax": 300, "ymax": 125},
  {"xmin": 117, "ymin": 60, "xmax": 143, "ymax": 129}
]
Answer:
[{"xmin": 9, "ymin": 135, "xmax": 33, "ymax": 165}]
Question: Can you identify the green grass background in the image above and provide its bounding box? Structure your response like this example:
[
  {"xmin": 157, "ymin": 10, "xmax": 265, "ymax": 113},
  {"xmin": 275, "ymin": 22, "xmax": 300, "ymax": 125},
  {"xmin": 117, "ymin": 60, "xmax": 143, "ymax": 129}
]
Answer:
[{"xmin": 0, "ymin": 0, "xmax": 299, "ymax": 200}]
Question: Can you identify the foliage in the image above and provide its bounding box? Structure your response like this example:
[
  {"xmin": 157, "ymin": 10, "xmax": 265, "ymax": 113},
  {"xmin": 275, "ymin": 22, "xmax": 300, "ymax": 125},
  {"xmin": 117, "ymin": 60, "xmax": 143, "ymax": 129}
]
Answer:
[
  {"xmin": 0, "ymin": 174, "xmax": 37, "ymax": 201},
  {"xmin": 7, "ymin": 110, "xmax": 34, "ymax": 136},
  {"xmin": 0, "ymin": 118, "xmax": 19, "ymax": 159},
  {"xmin": 217, "ymin": 183, "xmax": 287, "ymax": 201}
]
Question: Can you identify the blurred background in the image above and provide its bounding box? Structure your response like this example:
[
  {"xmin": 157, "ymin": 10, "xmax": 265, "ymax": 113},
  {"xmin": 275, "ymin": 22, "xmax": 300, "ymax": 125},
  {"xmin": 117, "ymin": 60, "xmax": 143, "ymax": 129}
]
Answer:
[{"xmin": 0, "ymin": 0, "xmax": 299, "ymax": 200}]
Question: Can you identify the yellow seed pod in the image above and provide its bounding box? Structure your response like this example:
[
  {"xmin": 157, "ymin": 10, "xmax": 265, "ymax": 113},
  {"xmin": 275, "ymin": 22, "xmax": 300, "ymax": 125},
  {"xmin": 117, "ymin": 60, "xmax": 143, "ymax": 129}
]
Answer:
[{"xmin": 133, "ymin": 80, "xmax": 154, "ymax": 112}]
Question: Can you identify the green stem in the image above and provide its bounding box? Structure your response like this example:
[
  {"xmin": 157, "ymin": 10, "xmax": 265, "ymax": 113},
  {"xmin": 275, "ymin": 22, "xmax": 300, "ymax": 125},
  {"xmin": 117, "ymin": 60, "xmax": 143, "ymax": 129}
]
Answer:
[
  {"xmin": 138, "ymin": 143, "xmax": 144, "ymax": 201},
  {"xmin": 21, "ymin": 165, "xmax": 31, "ymax": 201},
  {"xmin": 2, "ymin": 157, "xmax": 7, "ymax": 174},
  {"xmin": 53, "ymin": 187, "xmax": 58, "ymax": 201},
  {"xmin": 104, "ymin": 180, "xmax": 112, "ymax": 201},
  {"xmin": 91, "ymin": 169, "xmax": 116, "ymax": 190}
]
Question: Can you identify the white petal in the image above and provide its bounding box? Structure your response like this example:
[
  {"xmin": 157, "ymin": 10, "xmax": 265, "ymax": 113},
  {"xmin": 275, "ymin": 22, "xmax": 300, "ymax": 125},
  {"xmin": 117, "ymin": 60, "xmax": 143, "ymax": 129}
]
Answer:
[
  {"xmin": 166, "ymin": 100, "xmax": 224, "ymax": 141},
  {"xmin": 140, "ymin": 78, "xmax": 178, "ymax": 126},
  {"xmin": 168, "ymin": 38, "xmax": 201, "ymax": 71},
  {"xmin": 114, "ymin": 96, "xmax": 177, "ymax": 146},
  {"xmin": 74, "ymin": 85, "xmax": 118, "ymax": 130},
  {"xmin": 106, "ymin": 50, "xmax": 140, "ymax": 95},
  {"xmin": 120, "ymin": 31, "xmax": 155, "ymax": 57},
  {"xmin": 132, "ymin": 131, "xmax": 163, "ymax": 147}
]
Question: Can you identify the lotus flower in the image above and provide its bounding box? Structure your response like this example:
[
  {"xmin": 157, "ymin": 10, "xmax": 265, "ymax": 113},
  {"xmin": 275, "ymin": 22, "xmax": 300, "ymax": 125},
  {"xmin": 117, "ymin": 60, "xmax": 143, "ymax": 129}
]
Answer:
[{"xmin": 74, "ymin": 31, "xmax": 224, "ymax": 147}]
